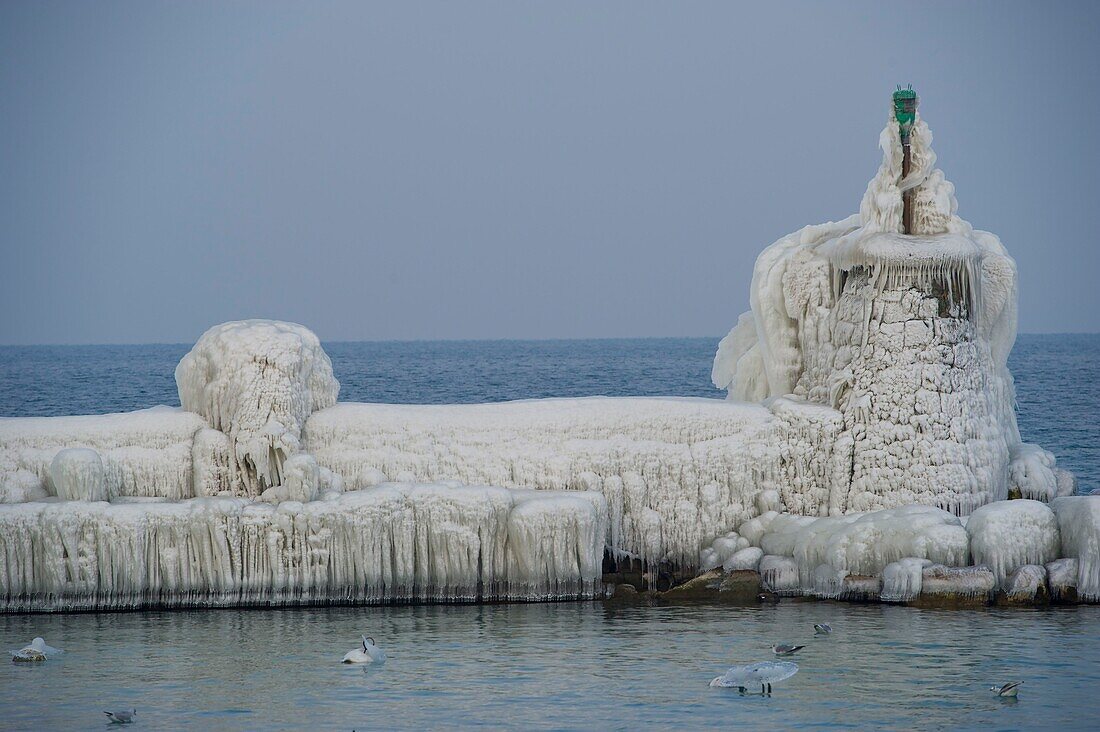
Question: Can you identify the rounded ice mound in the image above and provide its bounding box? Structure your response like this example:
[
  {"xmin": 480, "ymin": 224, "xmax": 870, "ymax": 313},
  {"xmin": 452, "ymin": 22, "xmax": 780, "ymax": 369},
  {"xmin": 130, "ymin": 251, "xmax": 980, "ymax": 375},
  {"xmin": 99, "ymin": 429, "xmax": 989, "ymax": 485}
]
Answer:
[
  {"xmin": 724, "ymin": 546, "xmax": 764, "ymax": 572},
  {"xmin": 758, "ymin": 505, "xmax": 968, "ymax": 588},
  {"xmin": 175, "ymin": 320, "xmax": 339, "ymax": 495},
  {"xmin": 967, "ymin": 500, "xmax": 1061, "ymax": 587},
  {"xmin": 50, "ymin": 448, "xmax": 107, "ymax": 501},
  {"xmin": 1003, "ymin": 565, "xmax": 1048, "ymax": 603}
]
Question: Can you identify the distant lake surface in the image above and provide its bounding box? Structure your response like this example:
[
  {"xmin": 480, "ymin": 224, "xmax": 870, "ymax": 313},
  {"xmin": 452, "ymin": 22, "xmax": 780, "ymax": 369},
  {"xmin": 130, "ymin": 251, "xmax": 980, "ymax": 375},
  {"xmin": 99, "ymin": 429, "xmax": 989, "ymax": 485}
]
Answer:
[{"xmin": 1, "ymin": 334, "xmax": 1097, "ymax": 489}]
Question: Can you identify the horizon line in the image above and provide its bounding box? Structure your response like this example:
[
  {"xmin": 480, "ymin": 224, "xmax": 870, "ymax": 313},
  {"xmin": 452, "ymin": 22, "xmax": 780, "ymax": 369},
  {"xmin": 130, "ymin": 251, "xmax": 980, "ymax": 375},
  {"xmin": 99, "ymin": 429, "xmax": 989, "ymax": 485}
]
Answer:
[{"xmin": 2, "ymin": 331, "xmax": 1099, "ymax": 349}]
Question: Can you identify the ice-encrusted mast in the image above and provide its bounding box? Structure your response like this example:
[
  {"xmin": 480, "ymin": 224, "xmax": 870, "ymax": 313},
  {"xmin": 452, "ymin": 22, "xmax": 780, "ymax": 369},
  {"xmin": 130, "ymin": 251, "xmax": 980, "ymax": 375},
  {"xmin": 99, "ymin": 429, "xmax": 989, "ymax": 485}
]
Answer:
[{"xmin": 894, "ymin": 86, "xmax": 918, "ymax": 234}]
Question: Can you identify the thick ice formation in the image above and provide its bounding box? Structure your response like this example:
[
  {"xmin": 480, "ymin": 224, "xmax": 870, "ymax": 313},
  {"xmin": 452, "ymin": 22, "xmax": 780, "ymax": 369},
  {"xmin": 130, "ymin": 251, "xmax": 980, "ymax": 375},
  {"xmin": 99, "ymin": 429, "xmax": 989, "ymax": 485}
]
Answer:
[
  {"xmin": 259, "ymin": 454, "xmax": 321, "ymax": 504},
  {"xmin": 724, "ymin": 546, "xmax": 763, "ymax": 572},
  {"xmin": 1045, "ymin": 558, "xmax": 1078, "ymax": 602},
  {"xmin": 757, "ymin": 504, "xmax": 969, "ymax": 588},
  {"xmin": 176, "ymin": 320, "xmax": 339, "ymax": 495},
  {"xmin": 0, "ymin": 483, "xmax": 607, "ymax": 611},
  {"xmin": 699, "ymin": 531, "xmax": 750, "ymax": 571},
  {"xmin": 881, "ymin": 558, "xmax": 932, "ymax": 602},
  {"xmin": 759, "ymin": 555, "xmax": 800, "ymax": 594},
  {"xmin": 1, "ymin": 408, "xmax": 209, "ymax": 503},
  {"xmin": 966, "ymin": 499, "xmax": 1061, "ymax": 587},
  {"xmin": 307, "ymin": 397, "xmax": 803, "ymax": 566},
  {"xmin": 919, "ymin": 564, "xmax": 995, "ymax": 600},
  {"xmin": 1051, "ymin": 496, "xmax": 1100, "ymax": 601},
  {"xmin": 49, "ymin": 448, "xmax": 107, "ymax": 502},
  {"xmin": 712, "ymin": 110, "xmax": 1063, "ymax": 516},
  {"xmin": 1003, "ymin": 565, "xmax": 1048, "ymax": 602}
]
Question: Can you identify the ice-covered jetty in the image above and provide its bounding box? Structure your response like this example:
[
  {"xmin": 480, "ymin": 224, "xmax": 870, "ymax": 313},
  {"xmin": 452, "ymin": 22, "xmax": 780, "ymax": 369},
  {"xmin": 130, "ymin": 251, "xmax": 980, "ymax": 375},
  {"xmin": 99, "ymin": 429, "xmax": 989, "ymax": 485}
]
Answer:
[{"xmin": 2, "ymin": 104, "xmax": 1097, "ymax": 611}]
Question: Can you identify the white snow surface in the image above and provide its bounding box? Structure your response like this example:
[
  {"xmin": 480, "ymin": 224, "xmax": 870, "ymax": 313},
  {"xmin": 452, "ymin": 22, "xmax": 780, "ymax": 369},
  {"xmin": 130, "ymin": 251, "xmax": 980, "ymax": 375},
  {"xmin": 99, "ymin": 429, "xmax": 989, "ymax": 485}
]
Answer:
[
  {"xmin": 0, "ymin": 482, "xmax": 607, "ymax": 611},
  {"xmin": 175, "ymin": 320, "xmax": 339, "ymax": 496},
  {"xmin": 966, "ymin": 500, "xmax": 1061, "ymax": 587}
]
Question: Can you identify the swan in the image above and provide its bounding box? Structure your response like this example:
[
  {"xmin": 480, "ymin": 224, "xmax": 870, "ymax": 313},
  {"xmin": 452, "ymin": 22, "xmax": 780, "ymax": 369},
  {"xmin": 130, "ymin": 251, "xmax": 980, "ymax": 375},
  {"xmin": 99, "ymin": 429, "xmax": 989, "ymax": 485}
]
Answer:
[{"xmin": 342, "ymin": 636, "xmax": 387, "ymax": 664}]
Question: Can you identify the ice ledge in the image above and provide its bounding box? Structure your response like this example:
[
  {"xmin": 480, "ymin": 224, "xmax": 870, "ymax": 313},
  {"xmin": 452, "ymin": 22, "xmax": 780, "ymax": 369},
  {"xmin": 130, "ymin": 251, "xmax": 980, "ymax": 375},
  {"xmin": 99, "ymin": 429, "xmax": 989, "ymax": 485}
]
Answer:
[
  {"xmin": 821, "ymin": 231, "xmax": 983, "ymax": 271},
  {"xmin": 0, "ymin": 483, "xmax": 607, "ymax": 612}
]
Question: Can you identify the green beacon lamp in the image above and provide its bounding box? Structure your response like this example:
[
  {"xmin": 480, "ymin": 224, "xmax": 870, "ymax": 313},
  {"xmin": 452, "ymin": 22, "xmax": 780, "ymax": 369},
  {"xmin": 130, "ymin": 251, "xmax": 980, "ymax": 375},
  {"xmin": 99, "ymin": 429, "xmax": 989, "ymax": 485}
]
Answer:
[{"xmin": 892, "ymin": 86, "xmax": 918, "ymax": 234}]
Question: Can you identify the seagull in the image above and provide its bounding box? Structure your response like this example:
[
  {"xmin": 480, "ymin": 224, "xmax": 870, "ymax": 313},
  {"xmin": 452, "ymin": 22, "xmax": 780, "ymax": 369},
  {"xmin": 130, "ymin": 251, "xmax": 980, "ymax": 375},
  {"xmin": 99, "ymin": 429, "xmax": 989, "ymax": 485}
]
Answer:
[
  {"xmin": 9, "ymin": 637, "xmax": 62, "ymax": 663},
  {"xmin": 104, "ymin": 709, "xmax": 136, "ymax": 724},
  {"xmin": 342, "ymin": 636, "xmax": 387, "ymax": 664},
  {"xmin": 814, "ymin": 623, "xmax": 832, "ymax": 635},
  {"xmin": 771, "ymin": 644, "xmax": 804, "ymax": 656},
  {"xmin": 990, "ymin": 682, "xmax": 1022, "ymax": 698},
  {"xmin": 710, "ymin": 661, "xmax": 799, "ymax": 695}
]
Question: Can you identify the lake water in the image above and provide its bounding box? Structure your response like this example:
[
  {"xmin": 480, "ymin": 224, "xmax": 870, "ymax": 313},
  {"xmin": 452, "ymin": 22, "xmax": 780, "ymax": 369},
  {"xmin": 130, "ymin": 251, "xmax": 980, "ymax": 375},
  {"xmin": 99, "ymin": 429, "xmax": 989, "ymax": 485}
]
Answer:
[
  {"xmin": 3, "ymin": 601, "xmax": 1099, "ymax": 731},
  {"xmin": 1, "ymin": 335, "xmax": 1098, "ymax": 729}
]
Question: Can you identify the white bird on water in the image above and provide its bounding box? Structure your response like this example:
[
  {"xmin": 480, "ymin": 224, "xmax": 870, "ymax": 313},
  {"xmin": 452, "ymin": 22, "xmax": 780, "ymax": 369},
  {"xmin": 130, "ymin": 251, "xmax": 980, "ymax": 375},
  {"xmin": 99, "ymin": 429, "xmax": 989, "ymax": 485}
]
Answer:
[
  {"xmin": 814, "ymin": 623, "xmax": 832, "ymax": 635},
  {"xmin": 771, "ymin": 644, "xmax": 804, "ymax": 656},
  {"xmin": 9, "ymin": 637, "xmax": 63, "ymax": 663},
  {"xmin": 990, "ymin": 681, "xmax": 1022, "ymax": 698},
  {"xmin": 104, "ymin": 709, "xmax": 136, "ymax": 724},
  {"xmin": 342, "ymin": 636, "xmax": 387, "ymax": 664},
  {"xmin": 710, "ymin": 661, "xmax": 799, "ymax": 694}
]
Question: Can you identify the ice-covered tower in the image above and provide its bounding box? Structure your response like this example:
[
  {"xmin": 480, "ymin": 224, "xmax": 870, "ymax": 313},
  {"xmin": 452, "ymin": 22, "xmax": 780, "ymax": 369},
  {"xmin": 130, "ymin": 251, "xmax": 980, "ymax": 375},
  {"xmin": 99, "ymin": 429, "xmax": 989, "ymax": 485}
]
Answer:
[{"xmin": 713, "ymin": 90, "xmax": 1073, "ymax": 516}]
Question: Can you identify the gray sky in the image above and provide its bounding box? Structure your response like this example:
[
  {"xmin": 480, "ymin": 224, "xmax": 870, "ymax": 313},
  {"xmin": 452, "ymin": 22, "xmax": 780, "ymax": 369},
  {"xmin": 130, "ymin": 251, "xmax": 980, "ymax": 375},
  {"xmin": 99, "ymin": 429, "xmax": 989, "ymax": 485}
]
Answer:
[{"xmin": 2, "ymin": 1, "xmax": 1098, "ymax": 345}]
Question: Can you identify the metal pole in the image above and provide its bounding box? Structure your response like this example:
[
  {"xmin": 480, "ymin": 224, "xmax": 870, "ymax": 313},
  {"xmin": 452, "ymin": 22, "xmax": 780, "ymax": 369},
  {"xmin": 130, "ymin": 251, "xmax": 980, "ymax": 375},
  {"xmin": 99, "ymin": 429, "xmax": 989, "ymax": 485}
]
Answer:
[{"xmin": 892, "ymin": 86, "xmax": 918, "ymax": 234}]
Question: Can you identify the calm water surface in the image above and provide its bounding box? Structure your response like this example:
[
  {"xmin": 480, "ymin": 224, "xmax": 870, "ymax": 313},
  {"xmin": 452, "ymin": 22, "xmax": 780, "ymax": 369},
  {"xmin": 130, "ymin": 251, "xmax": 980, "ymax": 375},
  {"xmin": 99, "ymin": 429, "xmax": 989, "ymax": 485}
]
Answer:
[
  {"xmin": 1, "ymin": 335, "xmax": 1098, "ymax": 729},
  {"xmin": 3, "ymin": 602, "xmax": 1099, "ymax": 731}
]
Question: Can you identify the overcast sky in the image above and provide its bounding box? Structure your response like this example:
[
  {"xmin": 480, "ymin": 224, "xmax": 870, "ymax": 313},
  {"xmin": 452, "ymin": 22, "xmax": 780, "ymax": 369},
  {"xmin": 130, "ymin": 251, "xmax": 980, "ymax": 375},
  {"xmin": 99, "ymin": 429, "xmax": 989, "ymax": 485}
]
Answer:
[{"xmin": 2, "ymin": 1, "xmax": 1098, "ymax": 345}]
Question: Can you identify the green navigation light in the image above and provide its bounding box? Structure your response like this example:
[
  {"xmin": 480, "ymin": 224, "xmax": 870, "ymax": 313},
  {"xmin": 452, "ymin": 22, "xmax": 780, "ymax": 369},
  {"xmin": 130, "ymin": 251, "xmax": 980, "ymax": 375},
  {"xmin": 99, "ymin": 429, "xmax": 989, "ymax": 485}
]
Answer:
[{"xmin": 892, "ymin": 85, "xmax": 918, "ymax": 144}]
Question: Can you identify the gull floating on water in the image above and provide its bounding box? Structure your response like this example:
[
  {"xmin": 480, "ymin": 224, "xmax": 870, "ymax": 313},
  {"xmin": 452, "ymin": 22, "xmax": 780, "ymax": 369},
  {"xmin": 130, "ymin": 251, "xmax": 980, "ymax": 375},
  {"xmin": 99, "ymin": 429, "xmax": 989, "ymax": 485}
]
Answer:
[
  {"xmin": 710, "ymin": 661, "xmax": 799, "ymax": 694},
  {"xmin": 990, "ymin": 682, "xmax": 1022, "ymax": 698},
  {"xmin": 104, "ymin": 709, "xmax": 136, "ymax": 724},
  {"xmin": 814, "ymin": 623, "xmax": 832, "ymax": 635},
  {"xmin": 342, "ymin": 636, "xmax": 387, "ymax": 664},
  {"xmin": 771, "ymin": 644, "xmax": 804, "ymax": 656},
  {"xmin": 9, "ymin": 637, "xmax": 63, "ymax": 663}
]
